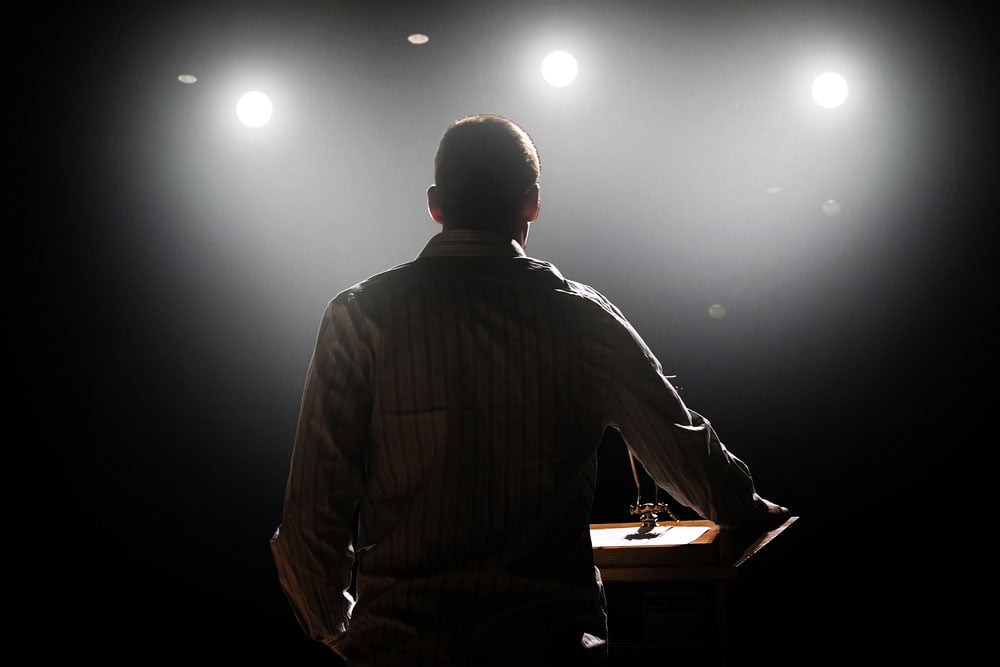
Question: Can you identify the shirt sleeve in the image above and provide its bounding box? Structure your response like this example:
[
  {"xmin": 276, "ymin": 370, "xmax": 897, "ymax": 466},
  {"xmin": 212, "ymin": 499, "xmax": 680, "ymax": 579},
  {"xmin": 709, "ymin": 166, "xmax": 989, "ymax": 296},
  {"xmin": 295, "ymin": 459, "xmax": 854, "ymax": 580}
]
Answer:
[
  {"xmin": 270, "ymin": 293, "xmax": 373, "ymax": 645},
  {"xmin": 605, "ymin": 310, "xmax": 773, "ymax": 531}
]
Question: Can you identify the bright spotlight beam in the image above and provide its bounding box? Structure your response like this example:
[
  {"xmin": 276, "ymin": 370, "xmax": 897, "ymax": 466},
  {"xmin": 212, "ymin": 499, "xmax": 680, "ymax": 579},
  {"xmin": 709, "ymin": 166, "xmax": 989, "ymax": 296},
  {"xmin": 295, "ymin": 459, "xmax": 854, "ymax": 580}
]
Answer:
[
  {"xmin": 541, "ymin": 51, "xmax": 578, "ymax": 87},
  {"xmin": 811, "ymin": 72, "xmax": 848, "ymax": 109},
  {"xmin": 237, "ymin": 90, "xmax": 274, "ymax": 128}
]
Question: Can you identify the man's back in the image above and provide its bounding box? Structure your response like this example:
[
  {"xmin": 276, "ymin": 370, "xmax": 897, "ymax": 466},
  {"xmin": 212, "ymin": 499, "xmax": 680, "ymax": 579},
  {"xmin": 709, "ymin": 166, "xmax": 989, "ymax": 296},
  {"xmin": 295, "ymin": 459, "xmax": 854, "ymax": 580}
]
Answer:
[{"xmin": 334, "ymin": 234, "xmax": 621, "ymax": 664}]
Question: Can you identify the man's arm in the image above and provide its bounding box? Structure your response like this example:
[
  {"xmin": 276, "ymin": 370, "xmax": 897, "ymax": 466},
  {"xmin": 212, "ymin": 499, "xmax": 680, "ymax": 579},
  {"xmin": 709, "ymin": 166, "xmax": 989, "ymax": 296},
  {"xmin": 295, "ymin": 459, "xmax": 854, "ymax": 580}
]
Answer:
[
  {"xmin": 270, "ymin": 294, "xmax": 373, "ymax": 649},
  {"xmin": 606, "ymin": 315, "xmax": 788, "ymax": 533}
]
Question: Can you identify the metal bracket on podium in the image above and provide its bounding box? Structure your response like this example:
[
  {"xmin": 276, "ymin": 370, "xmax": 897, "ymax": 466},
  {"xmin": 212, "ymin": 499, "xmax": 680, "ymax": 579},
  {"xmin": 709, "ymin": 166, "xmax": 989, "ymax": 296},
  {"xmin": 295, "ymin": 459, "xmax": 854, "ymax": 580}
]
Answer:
[
  {"xmin": 628, "ymin": 501, "xmax": 679, "ymax": 534},
  {"xmin": 627, "ymin": 450, "xmax": 679, "ymax": 535}
]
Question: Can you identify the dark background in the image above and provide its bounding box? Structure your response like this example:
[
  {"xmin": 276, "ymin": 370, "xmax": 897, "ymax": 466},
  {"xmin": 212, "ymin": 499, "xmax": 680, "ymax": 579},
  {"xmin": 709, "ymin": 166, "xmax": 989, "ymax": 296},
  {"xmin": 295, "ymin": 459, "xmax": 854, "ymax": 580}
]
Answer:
[{"xmin": 7, "ymin": 1, "xmax": 995, "ymax": 665}]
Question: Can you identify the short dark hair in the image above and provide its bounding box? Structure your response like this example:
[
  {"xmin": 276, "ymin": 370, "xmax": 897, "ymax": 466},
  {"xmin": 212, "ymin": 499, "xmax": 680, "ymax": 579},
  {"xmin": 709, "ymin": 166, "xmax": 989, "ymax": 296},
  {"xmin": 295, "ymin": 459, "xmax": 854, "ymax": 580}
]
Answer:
[{"xmin": 433, "ymin": 114, "xmax": 540, "ymax": 231}]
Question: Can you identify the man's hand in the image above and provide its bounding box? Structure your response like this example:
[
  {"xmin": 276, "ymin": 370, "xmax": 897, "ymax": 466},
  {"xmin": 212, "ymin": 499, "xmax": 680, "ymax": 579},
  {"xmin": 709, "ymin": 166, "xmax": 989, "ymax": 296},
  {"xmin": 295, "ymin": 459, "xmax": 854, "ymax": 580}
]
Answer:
[
  {"xmin": 760, "ymin": 497, "xmax": 791, "ymax": 532},
  {"xmin": 717, "ymin": 497, "xmax": 792, "ymax": 564}
]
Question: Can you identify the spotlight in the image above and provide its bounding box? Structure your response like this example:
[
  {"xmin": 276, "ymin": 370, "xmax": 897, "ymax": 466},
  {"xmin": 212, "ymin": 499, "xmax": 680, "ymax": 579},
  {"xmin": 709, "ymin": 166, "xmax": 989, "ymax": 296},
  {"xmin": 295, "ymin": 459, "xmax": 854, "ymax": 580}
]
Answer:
[
  {"xmin": 541, "ymin": 50, "xmax": 578, "ymax": 87},
  {"xmin": 236, "ymin": 91, "xmax": 273, "ymax": 128},
  {"xmin": 811, "ymin": 72, "xmax": 848, "ymax": 109}
]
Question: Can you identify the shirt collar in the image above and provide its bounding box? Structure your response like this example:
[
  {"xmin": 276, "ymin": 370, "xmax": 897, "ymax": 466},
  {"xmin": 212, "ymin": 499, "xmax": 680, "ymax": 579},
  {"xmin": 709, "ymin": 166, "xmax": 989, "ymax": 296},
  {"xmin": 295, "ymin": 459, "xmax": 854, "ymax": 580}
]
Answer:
[{"xmin": 417, "ymin": 229, "xmax": 527, "ymax": 259}]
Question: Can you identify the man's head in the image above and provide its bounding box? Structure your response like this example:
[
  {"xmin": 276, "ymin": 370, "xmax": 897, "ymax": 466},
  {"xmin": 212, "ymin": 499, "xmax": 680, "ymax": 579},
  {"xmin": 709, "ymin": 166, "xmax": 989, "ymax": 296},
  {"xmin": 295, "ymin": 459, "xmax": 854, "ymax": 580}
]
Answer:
[{"xmin": 427, "ymin": 114, "xmax": 540, "ymax": 244}]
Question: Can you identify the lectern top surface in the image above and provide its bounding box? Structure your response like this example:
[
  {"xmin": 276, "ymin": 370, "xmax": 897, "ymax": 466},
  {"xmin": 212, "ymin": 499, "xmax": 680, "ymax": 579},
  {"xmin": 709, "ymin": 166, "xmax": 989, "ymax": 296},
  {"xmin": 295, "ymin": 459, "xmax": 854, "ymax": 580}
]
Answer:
[{"xmin": 590, "ymin": 524, "xmax": 711, "ymax": 548}]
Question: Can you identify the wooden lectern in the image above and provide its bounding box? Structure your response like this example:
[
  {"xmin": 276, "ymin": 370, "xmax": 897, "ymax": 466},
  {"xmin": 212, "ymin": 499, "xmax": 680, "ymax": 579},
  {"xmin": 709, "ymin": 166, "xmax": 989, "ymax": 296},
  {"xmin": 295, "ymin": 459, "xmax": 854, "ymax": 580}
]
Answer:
[{"xmin": 591, "ymin": 517, "xmax": 797, "ymax": 667}]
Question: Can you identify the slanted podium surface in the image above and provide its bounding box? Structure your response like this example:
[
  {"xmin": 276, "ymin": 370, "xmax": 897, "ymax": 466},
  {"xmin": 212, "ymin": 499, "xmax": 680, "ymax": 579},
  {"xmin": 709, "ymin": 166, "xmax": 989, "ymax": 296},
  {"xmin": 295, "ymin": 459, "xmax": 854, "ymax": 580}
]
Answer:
[{"xmin": 590, "ymin": 517, "xmax": 798, "ymax": 580}]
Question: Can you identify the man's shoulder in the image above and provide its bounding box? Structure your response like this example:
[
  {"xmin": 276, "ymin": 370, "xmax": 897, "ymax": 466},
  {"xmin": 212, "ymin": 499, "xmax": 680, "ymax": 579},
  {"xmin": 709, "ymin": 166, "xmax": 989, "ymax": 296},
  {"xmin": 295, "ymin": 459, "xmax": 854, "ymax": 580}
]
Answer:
[
  {"xmin": 553, "ymin": 274, "xmax": 629, "ymax": 322},
  {"xmin": 330, "ymin": 261, "xmax": 418, "ymax": 304}
]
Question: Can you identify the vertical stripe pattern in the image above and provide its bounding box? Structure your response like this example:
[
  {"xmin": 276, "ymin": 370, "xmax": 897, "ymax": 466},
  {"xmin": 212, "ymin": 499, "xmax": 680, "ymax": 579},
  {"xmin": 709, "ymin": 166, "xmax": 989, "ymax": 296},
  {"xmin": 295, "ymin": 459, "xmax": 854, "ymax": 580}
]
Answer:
[{"xmin": 271, "ymin": 230, "xmax": 774, "ymax": 666}]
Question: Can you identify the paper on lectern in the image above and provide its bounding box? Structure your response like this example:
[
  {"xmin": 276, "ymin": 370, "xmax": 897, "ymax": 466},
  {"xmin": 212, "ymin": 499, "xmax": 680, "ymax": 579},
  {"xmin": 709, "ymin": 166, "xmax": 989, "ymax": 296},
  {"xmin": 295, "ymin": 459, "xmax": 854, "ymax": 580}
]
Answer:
[{"xmin": 590, "ymin": 525, "xmax": 710, "ymax": 548}]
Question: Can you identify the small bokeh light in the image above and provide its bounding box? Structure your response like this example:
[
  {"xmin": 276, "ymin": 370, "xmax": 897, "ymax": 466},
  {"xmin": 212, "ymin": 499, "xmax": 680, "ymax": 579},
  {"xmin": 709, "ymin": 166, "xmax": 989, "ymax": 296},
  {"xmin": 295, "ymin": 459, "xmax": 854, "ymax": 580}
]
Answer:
[
  {"xmin": 177, "ymin": 74, "xmax": 198, "ymax": 84},
  {"xmin": 408, "ymin": 33, "xmax": 430, "ymax": 45},
  {"xmin": 708, "ymin": 304, "xmax": 727, "ymax": 319}
]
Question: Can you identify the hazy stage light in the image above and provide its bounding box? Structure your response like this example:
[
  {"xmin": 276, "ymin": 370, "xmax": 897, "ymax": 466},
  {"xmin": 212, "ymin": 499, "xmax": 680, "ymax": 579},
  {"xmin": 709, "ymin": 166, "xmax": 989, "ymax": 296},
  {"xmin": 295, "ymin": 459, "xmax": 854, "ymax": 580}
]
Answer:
[
  {"xmin": 236, "ymin": 91, "xmax": 273, "ymax": 128},
  {"xmin": 541, "ymin": 50, "xmax": 578, "ymax": 87},
  {"xmin": 408, "ymin": 33, "xmax": 429, "ymax": 45},
  {"xmin": 708, "ymin": 304, "xmax": 727, "ymax": 319},
  {"xmin": 811, "ymin": 72, "xmax": 848, "ymax": 108},
  {"xmin": 821, "ymin": 199, "xmax": 842, "ymax": 216},
  {"xmin": 177, "ymin": 74, "xmax": 198, "ymax": 84}
]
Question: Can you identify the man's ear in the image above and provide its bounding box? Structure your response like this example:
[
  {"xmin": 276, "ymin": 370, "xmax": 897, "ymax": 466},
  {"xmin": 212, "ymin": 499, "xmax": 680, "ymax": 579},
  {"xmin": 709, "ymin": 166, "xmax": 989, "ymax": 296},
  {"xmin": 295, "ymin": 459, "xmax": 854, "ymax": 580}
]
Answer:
[
  {"xmin": 522, "ymin": 183, "xmax": 540, "ymax": 222},
  {"xmin": 427, "ymin": 185, "xmax": 445, "ymax": 225}
]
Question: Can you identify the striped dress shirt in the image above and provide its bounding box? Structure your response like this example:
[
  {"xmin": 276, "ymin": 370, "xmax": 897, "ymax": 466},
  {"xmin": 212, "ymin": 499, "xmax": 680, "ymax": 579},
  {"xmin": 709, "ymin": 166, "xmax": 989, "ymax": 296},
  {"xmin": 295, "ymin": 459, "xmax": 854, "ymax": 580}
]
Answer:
[{"xmin": 271, "ymin": 229, "xmax": 774, "ymax": 666}]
